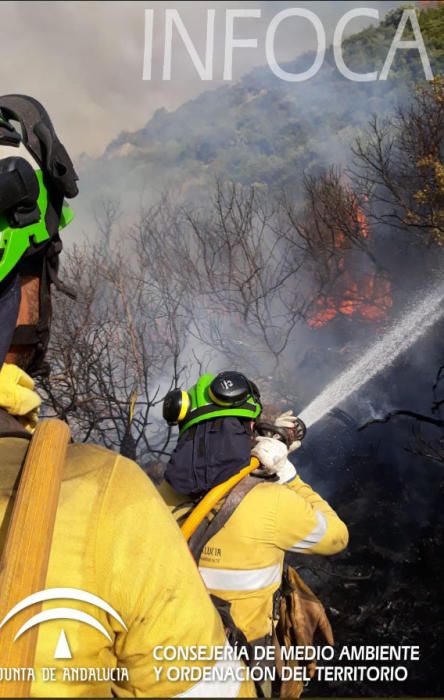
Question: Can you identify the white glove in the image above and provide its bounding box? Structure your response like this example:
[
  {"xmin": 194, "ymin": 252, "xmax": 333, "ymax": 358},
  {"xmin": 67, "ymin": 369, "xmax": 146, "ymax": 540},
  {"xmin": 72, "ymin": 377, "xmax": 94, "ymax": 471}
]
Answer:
[
  {"xmin": 275, "ymin": 410, "xmax": 303, "ymax": 453},
  {"xmin": 251, "ymin": 436, "xmax": 297, "ymax": 484},
  {"xmin": 274, "ymin": 409, "xmax": 298, "ymax": 428}
]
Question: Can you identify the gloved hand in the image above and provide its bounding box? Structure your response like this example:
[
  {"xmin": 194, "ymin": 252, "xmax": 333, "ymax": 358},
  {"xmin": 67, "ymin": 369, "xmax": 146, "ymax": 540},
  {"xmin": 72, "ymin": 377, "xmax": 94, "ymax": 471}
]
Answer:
[
  {"xmin": 251, "ymin": 436, "xmax": 297, "ymax": 483},
  {"xmin": 0, "ymin": 363, "xmax": 41, "ymax": 431},
  {"xmin": 275, "ymin": 410, "xmax": 304, "ymax": 453}
]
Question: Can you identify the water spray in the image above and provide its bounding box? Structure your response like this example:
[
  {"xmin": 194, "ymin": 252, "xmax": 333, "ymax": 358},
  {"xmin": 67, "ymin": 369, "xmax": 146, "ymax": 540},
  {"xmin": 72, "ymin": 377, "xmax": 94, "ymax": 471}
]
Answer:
[{"xmin": 299, "ymin": 282, "xmax": 444, "ymax": 430}]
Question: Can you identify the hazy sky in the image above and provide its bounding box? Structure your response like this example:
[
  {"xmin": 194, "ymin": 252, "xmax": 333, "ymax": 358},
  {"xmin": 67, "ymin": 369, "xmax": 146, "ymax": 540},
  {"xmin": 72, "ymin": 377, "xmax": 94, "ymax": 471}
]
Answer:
[{"xmin": 1, "ymin": 1, "xmax": 404, "ymax": 158}]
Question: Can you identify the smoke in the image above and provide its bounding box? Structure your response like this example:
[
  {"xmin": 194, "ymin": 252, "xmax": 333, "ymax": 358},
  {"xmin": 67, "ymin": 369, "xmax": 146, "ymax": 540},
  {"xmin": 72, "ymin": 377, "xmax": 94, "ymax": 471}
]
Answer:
[
  {"xmin": 0, "ymin": 1, "xmax": 402, "ymax": 158},
  {"xmin": 34, "ymin": 5, "xmax": 444, "ymax": 692},
  {"xmin": 299, "ymin": 282, "xmax": 444, "ymax": 428},
  {"xmin": 32, "ymin": 2, "xmax": 443, "ymax": 476}
]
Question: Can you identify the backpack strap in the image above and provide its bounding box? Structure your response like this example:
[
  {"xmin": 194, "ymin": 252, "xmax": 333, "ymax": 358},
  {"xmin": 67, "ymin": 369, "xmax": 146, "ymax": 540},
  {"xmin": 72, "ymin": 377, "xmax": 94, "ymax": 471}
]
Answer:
[
  {"xmin": 187, "ymin": 477, "xmax": 262, "ymax": 675},
  {"xmin": 188, "ymin": 475, "xmax": 260, "ymax": 562}
]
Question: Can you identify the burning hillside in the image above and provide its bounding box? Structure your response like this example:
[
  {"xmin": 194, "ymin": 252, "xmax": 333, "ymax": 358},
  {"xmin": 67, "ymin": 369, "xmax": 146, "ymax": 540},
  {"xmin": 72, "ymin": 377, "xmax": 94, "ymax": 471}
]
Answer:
[{"xmin": 307, "ymin": 203, "xmax": 392, "ymax": 329}]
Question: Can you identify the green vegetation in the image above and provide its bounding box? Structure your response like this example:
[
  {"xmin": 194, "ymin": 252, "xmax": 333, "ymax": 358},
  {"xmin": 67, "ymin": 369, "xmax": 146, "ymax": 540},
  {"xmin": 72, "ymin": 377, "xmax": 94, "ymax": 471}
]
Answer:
[{"xmin": 82, "ymin": 5, "xmax": 444, "ymax": 204}]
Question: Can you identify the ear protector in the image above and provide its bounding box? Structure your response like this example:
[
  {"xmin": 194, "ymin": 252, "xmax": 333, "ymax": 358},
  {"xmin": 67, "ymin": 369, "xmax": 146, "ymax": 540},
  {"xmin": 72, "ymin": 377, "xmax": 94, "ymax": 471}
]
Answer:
[
  {"xmin": 208, "ymin": 371, "xmax": 261, "ymax": 407},
  {"xmin": 162, "ymin": 371, "xmax": 262, "ymax": 426},
  {"xmin": 162, "ymin": 388, "xmax": 191, "ymax": 426}
]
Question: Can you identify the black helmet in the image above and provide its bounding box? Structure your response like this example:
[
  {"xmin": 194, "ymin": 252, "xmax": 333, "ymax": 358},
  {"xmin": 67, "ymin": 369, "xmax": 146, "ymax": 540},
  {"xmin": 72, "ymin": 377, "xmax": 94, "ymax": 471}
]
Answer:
[{"xmin": 0, "ymin": 95, "xmax": 78, "ymax": 373}]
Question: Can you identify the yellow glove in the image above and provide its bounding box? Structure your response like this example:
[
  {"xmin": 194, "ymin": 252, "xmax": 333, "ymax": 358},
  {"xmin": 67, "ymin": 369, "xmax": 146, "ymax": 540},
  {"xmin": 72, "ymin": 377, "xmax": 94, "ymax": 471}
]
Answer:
[{"xmin": 0, "ymin": 363, "xmax": 41, "ymax": 431}]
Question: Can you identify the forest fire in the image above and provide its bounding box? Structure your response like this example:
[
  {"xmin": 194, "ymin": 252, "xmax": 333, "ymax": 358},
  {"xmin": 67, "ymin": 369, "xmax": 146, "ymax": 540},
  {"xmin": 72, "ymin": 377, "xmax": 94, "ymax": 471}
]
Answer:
[
  {"xmin": 307, "ymin": 205, "xmax": 392, "ymax": 329},
  {"xmin": 308, "ymin": 274, "xmax": 392, "ymax": 328}
]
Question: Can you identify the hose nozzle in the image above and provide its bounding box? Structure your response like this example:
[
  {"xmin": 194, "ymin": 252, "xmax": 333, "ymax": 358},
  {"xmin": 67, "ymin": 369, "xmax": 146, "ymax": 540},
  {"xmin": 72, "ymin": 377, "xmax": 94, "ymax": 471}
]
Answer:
[{"xmin": 255, "ymin": 416, "xmax": 306, "ymax": 447}]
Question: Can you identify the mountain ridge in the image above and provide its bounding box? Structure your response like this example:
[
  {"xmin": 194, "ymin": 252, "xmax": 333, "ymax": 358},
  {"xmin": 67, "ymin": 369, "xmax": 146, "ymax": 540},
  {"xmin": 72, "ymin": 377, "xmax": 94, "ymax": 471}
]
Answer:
[{"xmin": 79, "ymin": 5, "xmax": 444, "ymax": 208}]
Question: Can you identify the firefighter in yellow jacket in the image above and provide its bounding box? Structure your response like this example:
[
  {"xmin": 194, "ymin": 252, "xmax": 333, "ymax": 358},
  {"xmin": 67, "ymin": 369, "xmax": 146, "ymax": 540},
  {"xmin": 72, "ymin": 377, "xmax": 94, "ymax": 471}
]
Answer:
[
  {"xmin": 0, "ymin": 96, "xmax": 255, "ymax": 698},
  {"xmin": 159, "ymin": 371, "xmax": 349, "ymax": 646}
]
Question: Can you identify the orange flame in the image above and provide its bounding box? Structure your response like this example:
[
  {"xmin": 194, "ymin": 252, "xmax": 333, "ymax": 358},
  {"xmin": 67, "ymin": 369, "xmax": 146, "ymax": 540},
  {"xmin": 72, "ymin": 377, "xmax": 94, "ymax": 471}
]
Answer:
[{"xmin": 307, "ymin": 203, "xmax": 392, "ymax": 328}]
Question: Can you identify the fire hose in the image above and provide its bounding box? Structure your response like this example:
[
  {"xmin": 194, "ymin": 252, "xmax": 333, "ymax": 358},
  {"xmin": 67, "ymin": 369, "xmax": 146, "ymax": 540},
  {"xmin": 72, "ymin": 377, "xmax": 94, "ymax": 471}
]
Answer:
[
  {"xmin": 181, "ymin": 416, "xmax": 307, "ymax": 541},
  {"xmin": 181, "ymin": 457, "xmax": 261, "ymax": 541}
]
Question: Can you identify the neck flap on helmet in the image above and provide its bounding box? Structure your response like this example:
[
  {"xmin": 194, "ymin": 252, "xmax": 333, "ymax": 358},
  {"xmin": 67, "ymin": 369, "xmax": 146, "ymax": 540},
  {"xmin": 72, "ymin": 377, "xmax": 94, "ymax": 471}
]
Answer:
[{"xmin": 165, "ymin": 417, "xmax": 254, "ymax": 497}]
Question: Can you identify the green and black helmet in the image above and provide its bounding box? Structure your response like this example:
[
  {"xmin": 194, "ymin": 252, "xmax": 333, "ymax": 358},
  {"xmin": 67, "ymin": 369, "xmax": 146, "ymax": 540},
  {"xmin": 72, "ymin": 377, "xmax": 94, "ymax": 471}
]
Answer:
[
  {"xmin": 163, "ymin": 371, "xmax": 263, "ymax": 435},
  {"xmin": 0, "ymin": 95, "xmax": 78, "ymax": 373},
  {"xmin": 0, "ymin": 94, "xmax": 78, "ymax": 284},
  {"xmin": 0, "ymin": 168, "xmax": 74, "ymax": 284}
]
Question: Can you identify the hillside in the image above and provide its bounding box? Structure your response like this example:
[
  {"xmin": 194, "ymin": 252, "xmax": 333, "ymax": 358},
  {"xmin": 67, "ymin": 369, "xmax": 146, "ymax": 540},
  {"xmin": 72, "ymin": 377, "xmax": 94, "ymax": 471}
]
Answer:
[{"xmin": 79, "ymin": 5, "xmax": 444, "ymax": 210}]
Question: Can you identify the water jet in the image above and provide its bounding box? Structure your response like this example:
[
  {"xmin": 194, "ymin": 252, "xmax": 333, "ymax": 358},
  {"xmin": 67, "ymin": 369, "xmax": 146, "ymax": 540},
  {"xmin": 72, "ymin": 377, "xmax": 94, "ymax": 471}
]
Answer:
[{"xmin": 299, "ymin": 282, "xmax": 444, "ymax": 429}]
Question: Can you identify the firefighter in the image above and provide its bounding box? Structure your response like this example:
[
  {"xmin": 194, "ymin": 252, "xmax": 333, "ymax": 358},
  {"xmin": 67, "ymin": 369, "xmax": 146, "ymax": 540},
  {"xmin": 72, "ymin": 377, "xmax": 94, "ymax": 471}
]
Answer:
[
  {"xmin": 0, "ymin": 96, "xmax": 256, "ymax": 698},
  {"xmin": 160, "ymin": 371, "xmax": 349, "ymax": 652}
]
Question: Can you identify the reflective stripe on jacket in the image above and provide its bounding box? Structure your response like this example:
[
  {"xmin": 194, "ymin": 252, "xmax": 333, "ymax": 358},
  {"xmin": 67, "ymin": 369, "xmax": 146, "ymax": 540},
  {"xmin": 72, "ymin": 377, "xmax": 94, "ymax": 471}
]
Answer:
[{"xmin": 159, "ymin": 475, "xmax": 348, "ymax": 642}]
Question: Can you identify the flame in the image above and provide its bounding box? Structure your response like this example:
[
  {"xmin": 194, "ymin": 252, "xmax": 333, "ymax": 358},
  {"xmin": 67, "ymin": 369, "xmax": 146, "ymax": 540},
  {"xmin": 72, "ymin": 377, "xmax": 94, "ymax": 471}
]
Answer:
[{"xmin": 307, "ymin": 202, "xmax": 392, "ymax": 328}]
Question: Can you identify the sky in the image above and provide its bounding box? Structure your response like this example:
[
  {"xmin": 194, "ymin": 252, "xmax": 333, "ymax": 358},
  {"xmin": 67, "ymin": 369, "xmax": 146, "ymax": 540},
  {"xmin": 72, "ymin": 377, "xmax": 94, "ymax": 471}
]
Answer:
[{"xmin": 1, "ymin": 1, "xmax": 404, "ymax": 158}]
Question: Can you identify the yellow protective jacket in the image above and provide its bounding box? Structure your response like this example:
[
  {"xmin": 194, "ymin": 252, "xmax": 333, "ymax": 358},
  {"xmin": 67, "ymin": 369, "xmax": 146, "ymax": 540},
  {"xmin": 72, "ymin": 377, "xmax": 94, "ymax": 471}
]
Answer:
[
  {"xmin": 0, "ymin": 433, "xmax": 256, "ymax": 698},
  {"xmin": 159, "ymin": 473, "xmax": 349, "ymax": 643}
]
